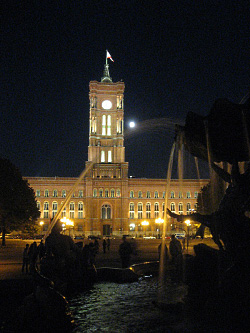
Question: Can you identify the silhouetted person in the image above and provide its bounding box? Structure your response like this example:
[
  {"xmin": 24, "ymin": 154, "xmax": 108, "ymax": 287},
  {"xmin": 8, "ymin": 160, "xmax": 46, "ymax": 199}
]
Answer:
[
  {"xmin": 22, "ymin": 244, "xmax": 29, "ymax": 274},
  {"xmin": 28, "ymin": 241, "xmax": 38, "ymax": 273},
  {"xmin": 94, "ymin": 239, "xmax": 99, "ymax": 254},
  {"xmin": 107, "ymin": 238, "xmax": 110, "ymax": 251},
  {"xmin": 103, "ymin": 239, "xmax": 107, "ymax": 253},
  {"xmin": 119, "ymin": 236, "xmax": 132, "ymax": 268},
  {"xmin": 169, "ymin": 235, "xmax": 183, "ymax": 281},
  {"xmin": 38, "ymin": 240, "xmax": 46, "ymax": 262}
]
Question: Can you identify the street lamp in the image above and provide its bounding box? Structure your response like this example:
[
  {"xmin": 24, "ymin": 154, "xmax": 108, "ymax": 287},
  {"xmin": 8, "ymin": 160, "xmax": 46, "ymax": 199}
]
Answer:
[
  {"xmin": 60, "ymin": 217, "xmax": 74, "ymax": 237},
  {"xmin": 39, "ymin": 221, "xmax": 44, "ymax": 236},
  {"xmin": 155, "ymin": 218, "xmax": 164, "ymax": 238},
  {"xmin": 185, "ymin": 219, "xmax": 191, "ymax": 253},
  {"xmin": 141, "ymin": 220, "xmax": 149, "ymax": 237}
]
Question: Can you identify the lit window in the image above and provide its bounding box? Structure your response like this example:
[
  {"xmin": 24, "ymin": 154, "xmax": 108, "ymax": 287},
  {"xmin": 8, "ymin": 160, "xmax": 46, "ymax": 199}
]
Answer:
[
  {"xmin": 79, "ymin": 190, "xmax": 83, "ymax": 198},
  {"xmin": 170, "ymin": 202, "xmax": 176, "ymax": 212},
  {"xmin": 186, "ymin": 191, "xmax": 191, "ymax": 198},
  {"xmin": 108, "ymin": 150, "xmax": 112, "ymax": 162},
  {"xmin": 111, "ymin": 189, "xmax": 115, "ymax": 198},
  {"xmin": 146, "ymin": 202, "xmax": 151, "ymax": 219},
  {"xmin": 62, "ymin": 190, "xmax": 66, "ymax": 197},
  {"xmin": 78, "ymin": 202, "xmax": 83, "ymax": 219},
  {"xmin": 146, "ymin": 191, "xmax": 150, "ymax": 198},
  {"xmin": 170, "ymin": 191, "xmax": 174, "ymax": 198},
  {"xmin": 93, "ymin": 189, "xmax": 97, "ymax": 197},
  {"xmin": 36, "ymin": 190, "xmax": 40, "ymax": 197},
  {"xmin": 130, "ymin": 190, "xmax": 134, "ymax": 198},
  {"xmin": 178, "ymin": 202, "xmax": 183, "ymax": 214},
  {"xmin": 69, "ymin": 202, "xmax": 75, "ymax": 218},
  {"xmin": 44, "ymin": 202, "xmax": 49, "ymax": 218},
  {"xmin": 105, "ymin": 189, "xmax": 109, "ymax": 198},
  {"xmin": 179, "ymin": 191, "xmax": 182, "ymax": 198},
  {"xmin": 107, "ymin": 115, "xmax": 111, "ymax": 136},
  {"xmin": 187, "ymin": 203, "xmax": 191, "ymax": 214},
  {"xmin": 194, "ymin": 191, "xmax": 198, "ymax": 198},
  {"xmin": 154, "ymin": 191, "xmax": 159, "ymax": 199},
  {"xmin": 53, "ymin": 190, "xmax": 58, "ymax": 197},
  {"xmin": 116, "ymin": 189, "xmax": 121, "ymax": 197},
  {"xmin": 138, "ymin": 203, "xmax": 143, "ymax": 219},
  {"xmin": 102, "ymin": 115, "xmax": 106, "ymax": 135},
  {"xmin": 52, "ymin": 201, "xmax": 58, "ymax": 218},
  {"xmin": 101, "ymin": 151, "xmax": 105, "ymax": 162},
  {"xmin": 44, "ymin": 190, "xmax": 49, "ymax": 197},
  {"xmin": 154, "ymin": 202, "xmax": 159, "ymax": 218},
  {"xmin": 138, "ymin": 191, "xmax": 142, "ymax": 198},
  {"xmin": 61, "ymin": 205, "xmax": 66, "ymax": 218},
  {"xmin": 129, "ymin": 203, "xmax": 135, "ymax": 219},
  {"xmin": 101, "ymin": 204, "xmax": 111, "ymax": 219}
]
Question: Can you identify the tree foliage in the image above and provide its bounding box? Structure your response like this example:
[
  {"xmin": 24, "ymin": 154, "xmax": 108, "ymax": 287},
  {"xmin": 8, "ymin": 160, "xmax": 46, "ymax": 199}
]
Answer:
[{"xmin": 0, "ymin": 158, "xmax": 40, "ymax": 245}]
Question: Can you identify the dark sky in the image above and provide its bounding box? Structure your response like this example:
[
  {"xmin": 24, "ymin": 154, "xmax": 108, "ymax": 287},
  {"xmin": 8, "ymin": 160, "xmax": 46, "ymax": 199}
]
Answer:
[{"xmin": 1, "ymin": 1, "xmax": 249, "ymax": 179}]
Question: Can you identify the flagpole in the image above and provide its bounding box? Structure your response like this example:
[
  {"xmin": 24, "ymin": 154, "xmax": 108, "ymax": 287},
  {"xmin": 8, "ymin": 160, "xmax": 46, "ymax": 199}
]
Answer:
[{"xmin": 106, "ymin": 50, "xmax": 108, "ymax": 65}]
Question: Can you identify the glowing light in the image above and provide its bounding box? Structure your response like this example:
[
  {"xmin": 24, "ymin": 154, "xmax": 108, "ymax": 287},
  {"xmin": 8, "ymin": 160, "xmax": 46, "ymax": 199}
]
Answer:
[
  {"xmin": 141, "ymin": 221, "xmax": 149, "ymax": 226},
  {"xmin": 155, "ymin": 218, "xmax": 164, "ymax": 224},
  {"xmin": 129, "ymin": 121, "xmax": 135, "ymax": 128},
  {"xmin": 185, "ymin": 219, "xmax": 191, "ymax": 226}
]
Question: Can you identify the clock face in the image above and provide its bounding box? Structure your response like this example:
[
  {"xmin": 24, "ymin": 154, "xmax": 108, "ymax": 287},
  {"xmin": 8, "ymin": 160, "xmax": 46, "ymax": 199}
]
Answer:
[{"xmin": 102, "ymin": 100, "xmax": 112, "ymax": 110}]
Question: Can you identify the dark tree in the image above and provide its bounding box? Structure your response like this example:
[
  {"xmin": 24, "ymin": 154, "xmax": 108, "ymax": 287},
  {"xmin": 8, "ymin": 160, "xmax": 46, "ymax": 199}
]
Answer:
[{"xmin": 0, "ymin": 158, "xmax": 40, "ymax": 246}]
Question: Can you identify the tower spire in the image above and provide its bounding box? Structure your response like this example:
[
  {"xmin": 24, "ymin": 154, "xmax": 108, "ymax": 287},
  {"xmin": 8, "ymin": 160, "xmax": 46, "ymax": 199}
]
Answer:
[{"xmin": 101, "ymin": 50, "xmax": 113, "ymax": 82}]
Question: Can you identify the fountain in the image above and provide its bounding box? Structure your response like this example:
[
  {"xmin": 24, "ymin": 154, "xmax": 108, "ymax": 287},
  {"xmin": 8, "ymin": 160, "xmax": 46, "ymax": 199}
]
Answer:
[{"xmin": 168, "ymin": 96, "xmax": 250, "ymax": 331}]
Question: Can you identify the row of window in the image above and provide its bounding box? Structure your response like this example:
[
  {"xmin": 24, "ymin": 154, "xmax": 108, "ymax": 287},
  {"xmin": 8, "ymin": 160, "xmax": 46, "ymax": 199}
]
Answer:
[
  {"xmin": 37, "ymin": 201, "xmax": 196, "ymax": 220},
  {"xmin": 36, "ymin": 188, "xmax": 199, "ymax": 199},
  {"xmin": 36, "ymin": 190, "xmax": 83, "ymax": 198}
]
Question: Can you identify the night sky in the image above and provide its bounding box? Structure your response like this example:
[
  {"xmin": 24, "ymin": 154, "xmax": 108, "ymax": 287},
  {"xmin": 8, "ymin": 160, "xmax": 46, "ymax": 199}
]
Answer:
[{"xmin": 1, "ymin": 1, "xmax": 249, "ymax": 179}]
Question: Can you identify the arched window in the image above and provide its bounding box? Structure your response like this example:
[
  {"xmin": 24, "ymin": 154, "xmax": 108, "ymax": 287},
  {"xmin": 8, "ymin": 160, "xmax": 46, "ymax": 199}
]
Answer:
[
  {"xmin": 52, "ymin": 201, "xmax": 58, "ymax": 218},
  {"xmin": 108, "ymin": 150, "xmax": 112, "ymax": 162},
  {"xmin": 138, "ymin": 191, "xmax": 142, "ymax": 198},
  {"xmin": 138, "ymin": 202, "xmax": 143, "ymax": 219},
  {"xmin": 44, "ymin": 190, "xmax": 49, "ymax": 197},
  {"xmin": 154, "ymin": 202, "xmax": 159, "ymax": 218},
  {"xmin": 78, "ymin": 202, "xmax": 83, "ymax": 218},
  {"xmin": 105, "ymin": 189, "xmax": 109, "ymax": 198},
  {"xmin": 186, "ymin": 191, "xmax": 191, "ymax": 198},
  {"xmin": 36, "ymin": 190, "xmax": 40, "ymax": 197},
  {"xmin": 187, "ymin": 202, "xmax": 191, "ymax": 214},
  {"xmin": 61, "ymin": 204, "xmax": 66, "ymax": 218},
  {"xmin": 53, "ymin": 190, "xmax": 58, "ymax": 197},
  {"xmin": 116, "ymin": 189, "xmax": 121, "ymax": 197},
  {"xmin": 129, "ymin": 203, "xmax": 135, "ymax": 219},
  {"xmin": 170, "ymin": 202, "xmax": 176, "ymax": 212},
  {"xmin": 69, "ymin": 202, "xmax": 75, "ymax": 218},
  {"xmin": 93, "ymin": 188, "xmax": 97, "ymax": 197},
  {"xmin": 170, "ymin": 191, "xmax": 175, "ymax": 198},
  {"xmin": 146, "ymin": 191, "xmax": 150, "ymax": 198},
  {"xmin": 101, "ymin": 151, "xmax": 105, "ymax": 162},
  {"xmin": 102, "ymin": 115, "xmax": 106, "ymax": 135},
  {"xmin": 146, "ymin": 202, "xmax": 151, "ymax": 218},
  {"xmin": 44, "ymin": 202, "xmax": 49, "ymax": 218},
  {"xmin": 178, "ymin": 202, "xmax": 183, "ymax": 214},
  {"xmin": 99, "ymin": 189, "xmax": 103, "ymax": 197},
  {"xmin": 79, "ymin": 190, "xmax": 83, "ymax": 198},
  {"xmin": 178, "ymin": 191, "xmax": 182, "ymax": 198},
  {"xmin": 111, "ymin": 189, "xmax": 115, "ymax": 198},
  {"xmin": 101, "ymin": 204, "xmax": 111, "ymax": 219},
  {"xmin": 194, "ymin": 191, "xmax": 198, "ymax": 198},
  {"xmin": 107, "ymin": 115, "xmax": 111, "ymax": 136},
  {"xmin": 154, "ymin": 191, "xmax": 159, "ymax": 199},
  {"xmin": 130, "ymin": 190, "xmax": 134, "ymax": 198},
  {"xmin": 62, "ymin": 190, "xmax": 66, "ymax": 198}
]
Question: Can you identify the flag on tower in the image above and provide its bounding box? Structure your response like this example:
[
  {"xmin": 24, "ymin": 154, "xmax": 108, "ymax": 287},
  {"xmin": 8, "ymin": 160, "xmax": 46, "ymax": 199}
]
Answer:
[{"xmin": 107, "ymin": 50, "xmax": 114, "ymax": 62}]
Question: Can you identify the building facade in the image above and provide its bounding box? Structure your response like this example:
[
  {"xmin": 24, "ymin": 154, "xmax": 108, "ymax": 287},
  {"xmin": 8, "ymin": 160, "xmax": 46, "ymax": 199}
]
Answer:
[{"xmin": 26, "ymin": 62, "xmax": 209, "ymax": 238}]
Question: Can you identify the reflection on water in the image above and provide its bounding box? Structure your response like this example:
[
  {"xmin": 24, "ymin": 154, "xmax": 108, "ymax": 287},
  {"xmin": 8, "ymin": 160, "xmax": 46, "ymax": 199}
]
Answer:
[{"xmin": 69, "ymin": 278, "xmax": 196, "ymax": 333}]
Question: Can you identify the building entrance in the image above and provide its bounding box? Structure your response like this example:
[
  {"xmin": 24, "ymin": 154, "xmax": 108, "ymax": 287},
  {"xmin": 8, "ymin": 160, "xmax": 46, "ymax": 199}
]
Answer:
[{"xmin": 103, "ymin": 225, "xmax": 111, "ymax": 236}]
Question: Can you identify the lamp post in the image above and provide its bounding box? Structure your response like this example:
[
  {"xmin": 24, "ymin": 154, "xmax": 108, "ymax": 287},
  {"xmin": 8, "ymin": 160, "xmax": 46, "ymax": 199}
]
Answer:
[
  {"xmin": 39, "ymin": 221, "xmax": 44, "ymax": 236},
  {"xmin": 60, "ymin": 217, "xmax": 74, "ymax": 237},
  {"xmin": 141, "ymin": 221, "xmax": 149, "ymax": 238},
  {"xmin": 155, "ymin": 218, "xmax": 164, "ymax": 239},
  {"xmin": 185, "ymin": 219, "xmax": 191, "ymax": 253}
]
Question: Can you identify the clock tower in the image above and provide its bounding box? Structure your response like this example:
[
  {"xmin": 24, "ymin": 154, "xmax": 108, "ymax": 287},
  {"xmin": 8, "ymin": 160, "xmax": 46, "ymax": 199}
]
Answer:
[{"xmin": 86, "ymin": 59, "xmax": 128, "ymax": 179}]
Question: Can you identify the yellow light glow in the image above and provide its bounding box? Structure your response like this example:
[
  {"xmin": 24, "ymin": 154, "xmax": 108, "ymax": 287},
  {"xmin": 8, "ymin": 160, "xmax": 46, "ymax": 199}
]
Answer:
[
  {"xmin": 129, "ymin": 223, "xmax": 135, "ymax": 228},
  {"xmin": 40, "ymin": 221, "xmax": 44, "ymax": 226},
  {"xmin": 141, "ymin": 221, "xmax": 149, "ymax": 226},
  {"xmin": 155, "ymin": 218, "xmax": 164, "ymax": 224},
  {"xmin": 185, "ymin": 219, "xmax": 191, "ymax": 226}
]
